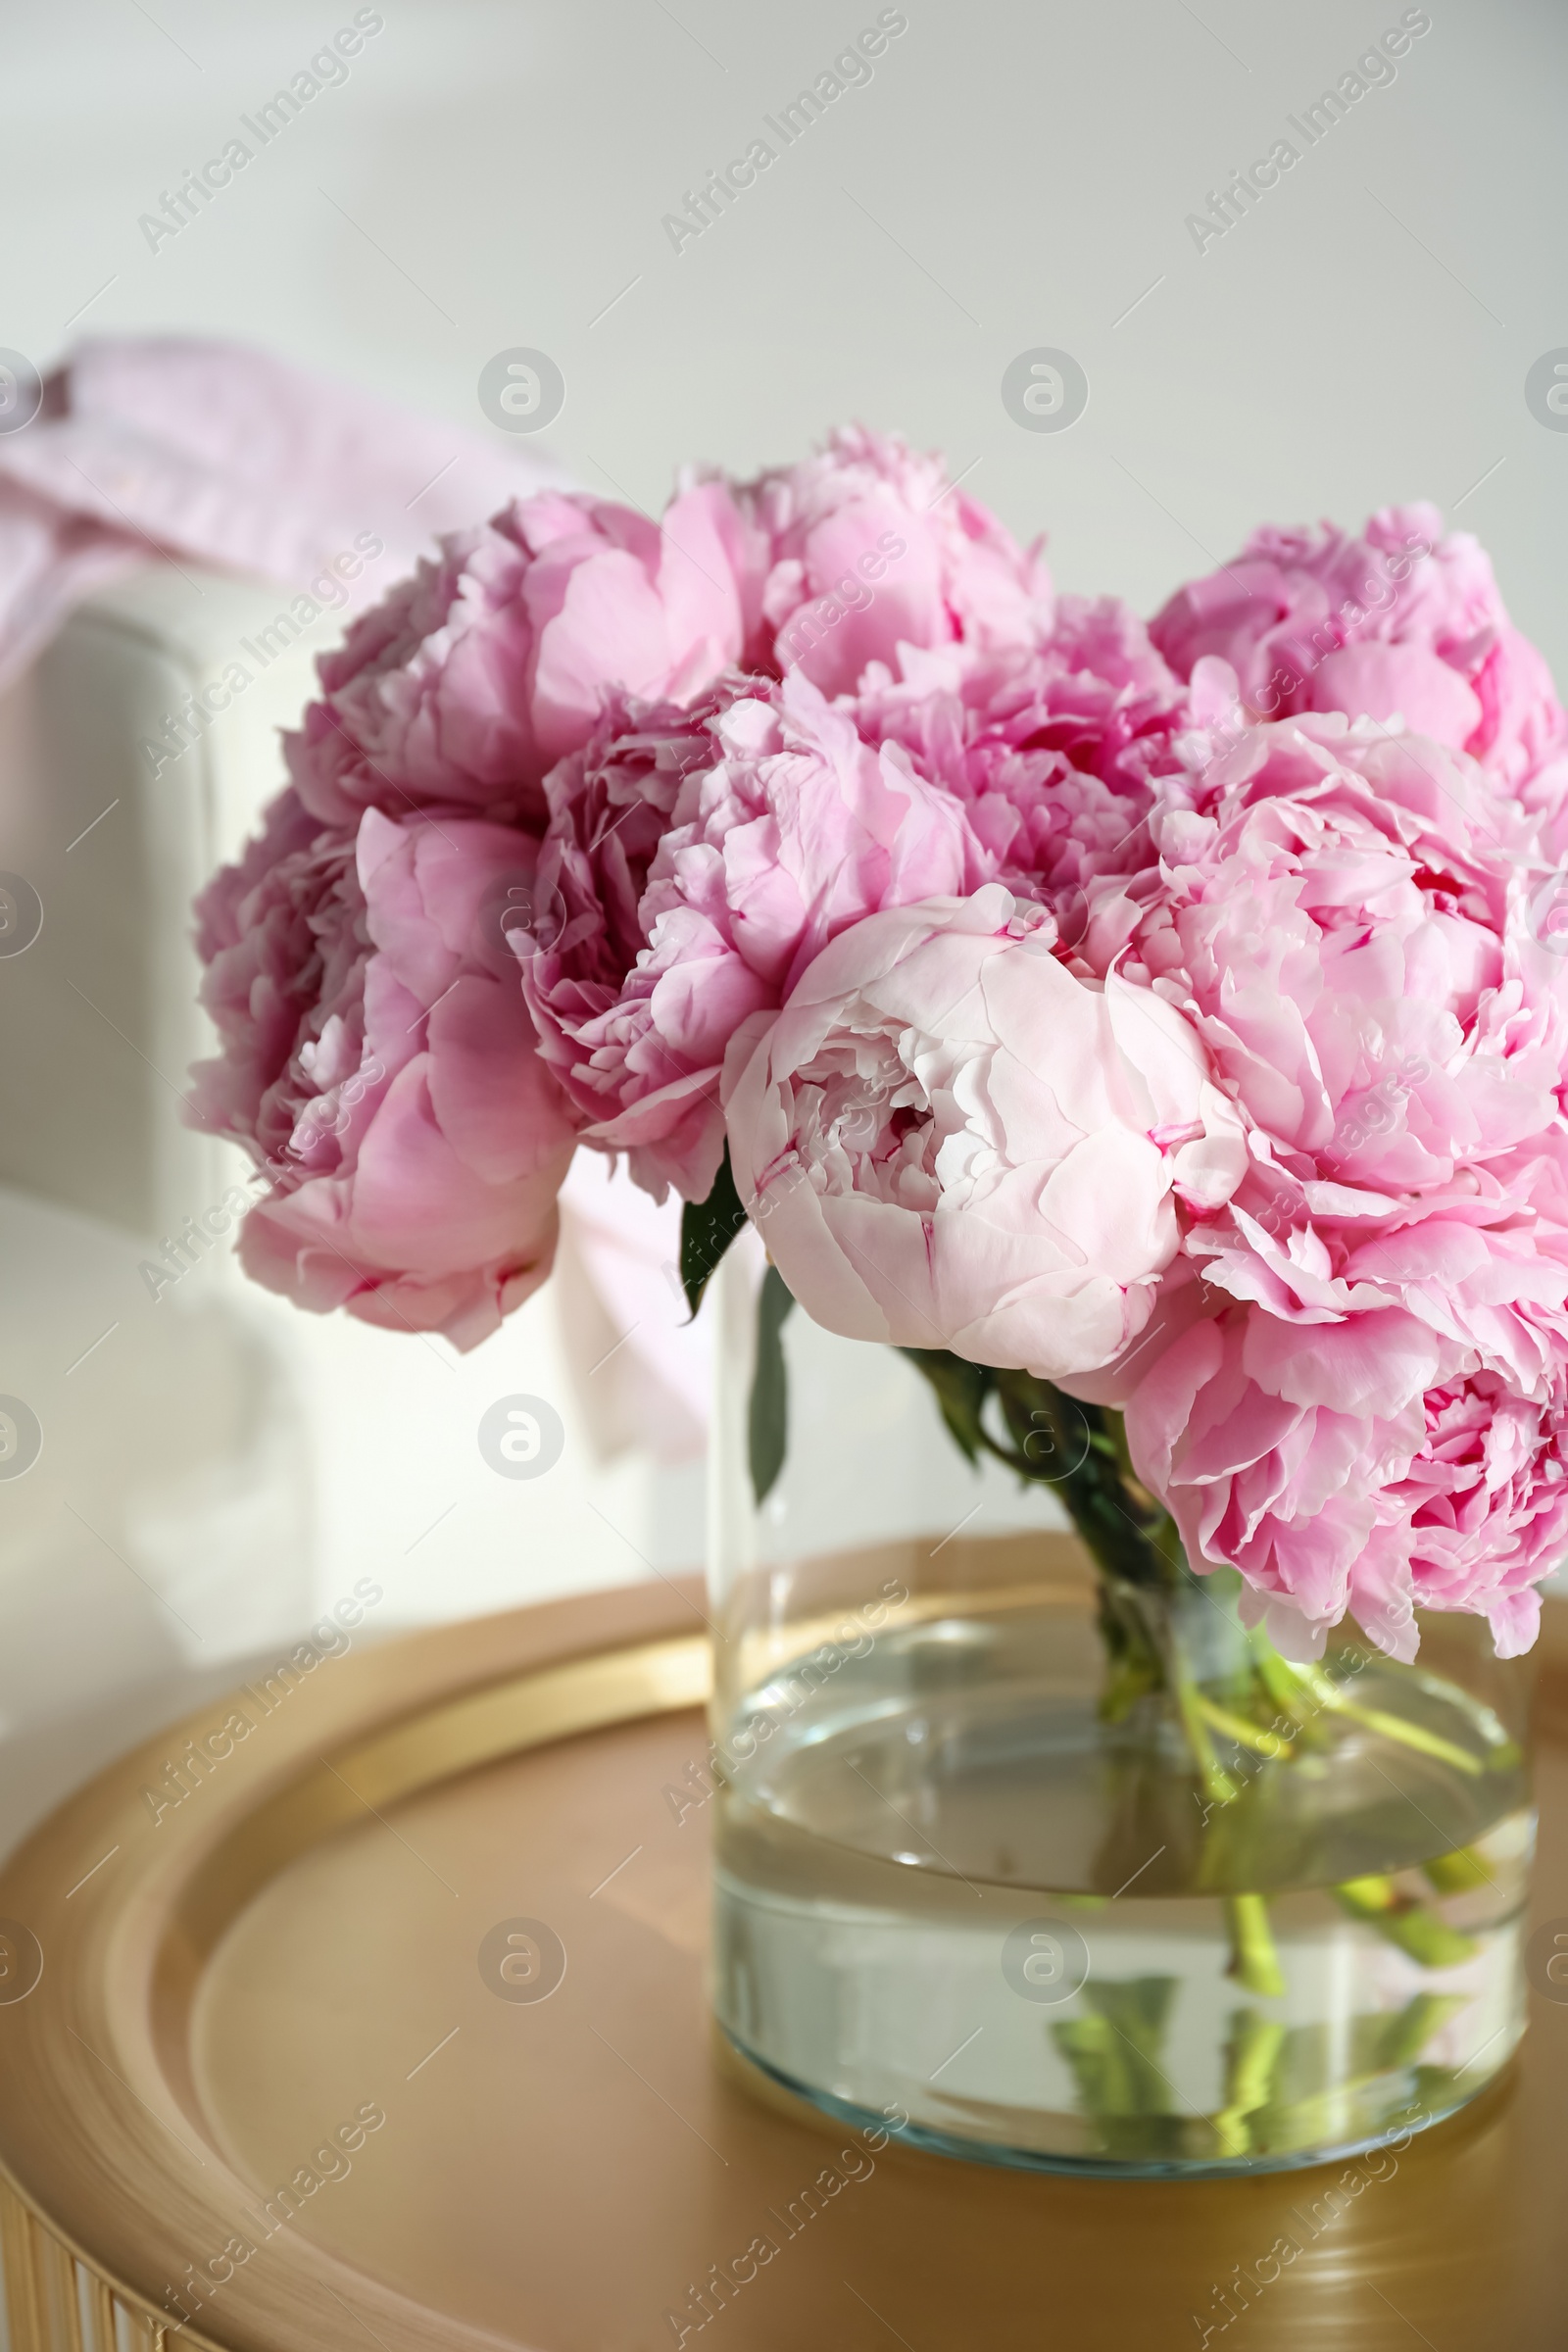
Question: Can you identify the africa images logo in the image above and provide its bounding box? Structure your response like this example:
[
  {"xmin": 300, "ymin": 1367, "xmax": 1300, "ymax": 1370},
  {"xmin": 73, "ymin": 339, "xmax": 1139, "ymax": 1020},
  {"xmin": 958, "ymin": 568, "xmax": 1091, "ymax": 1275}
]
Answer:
[
  {"xmin": 1186, "ymin": 9, "xmax": 1432, "ymax": 253},
  {"xmin": 138, "ymin": 13, "xmax": 386, "ymax": 252},
  {"xmin": 662, "ymin": 10, "xmax": 908, "ymax": 253}
]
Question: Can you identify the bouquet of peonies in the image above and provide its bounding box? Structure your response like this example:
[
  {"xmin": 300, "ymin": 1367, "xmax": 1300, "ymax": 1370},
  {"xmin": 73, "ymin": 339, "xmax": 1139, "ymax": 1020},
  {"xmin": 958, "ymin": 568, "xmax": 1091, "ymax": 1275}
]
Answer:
[{"xmin": 192, "ymin": 427, "xmax": 1568, "ymax": 1672}]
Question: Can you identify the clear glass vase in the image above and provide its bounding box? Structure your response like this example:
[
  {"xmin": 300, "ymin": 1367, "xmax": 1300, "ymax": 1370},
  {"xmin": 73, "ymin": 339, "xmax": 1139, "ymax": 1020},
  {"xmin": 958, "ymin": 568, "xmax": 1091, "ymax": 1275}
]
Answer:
[{"xmin": 706, "ymin": 1255, "xmax": 1535, "ymax": 2178}]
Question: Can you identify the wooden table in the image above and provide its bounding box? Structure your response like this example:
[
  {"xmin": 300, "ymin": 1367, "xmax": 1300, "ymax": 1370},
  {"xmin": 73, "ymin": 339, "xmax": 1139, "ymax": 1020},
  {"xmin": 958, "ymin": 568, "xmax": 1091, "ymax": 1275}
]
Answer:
[{"xmin": 0, "ymin": 1575, "xmax": 1565, "ymax": 2352}]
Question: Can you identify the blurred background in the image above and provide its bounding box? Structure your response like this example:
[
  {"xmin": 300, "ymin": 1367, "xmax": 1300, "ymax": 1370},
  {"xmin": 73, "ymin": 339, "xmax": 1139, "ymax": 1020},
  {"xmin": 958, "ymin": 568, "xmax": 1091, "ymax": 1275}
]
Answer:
[{"xmin": 1, "ymin": 0, "xmax": 1564, "ymax": 1854}]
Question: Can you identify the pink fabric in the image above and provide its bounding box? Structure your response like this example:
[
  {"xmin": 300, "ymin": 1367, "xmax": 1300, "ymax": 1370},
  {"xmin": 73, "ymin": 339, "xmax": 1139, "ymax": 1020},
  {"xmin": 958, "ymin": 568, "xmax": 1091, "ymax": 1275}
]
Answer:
[
  {"xmin": 723, "ymin": 886, "xmax": 1245, "ymax": 1377},
  {"xmin": 0, "ymin": 335, "xmax": 566, "ymax": 691},
  {"xmin": 554, "ymin": 1152, "xmax": 720, "ymax": 1465}
]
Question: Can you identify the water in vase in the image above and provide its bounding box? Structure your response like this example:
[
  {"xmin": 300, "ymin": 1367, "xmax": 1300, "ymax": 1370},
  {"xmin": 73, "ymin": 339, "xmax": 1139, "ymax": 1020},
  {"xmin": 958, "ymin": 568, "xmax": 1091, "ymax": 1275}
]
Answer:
[{"xmin": 712, "ymin": 1601, "xmax": 1531, "ymax": 2174}]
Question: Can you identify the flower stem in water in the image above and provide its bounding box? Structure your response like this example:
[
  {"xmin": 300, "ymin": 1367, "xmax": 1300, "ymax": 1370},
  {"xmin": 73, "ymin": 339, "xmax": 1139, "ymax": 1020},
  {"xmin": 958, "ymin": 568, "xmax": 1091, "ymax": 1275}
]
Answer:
[
  {"xmin": 1170, "ymin": 1654, "xmax": 1241, "ymax": 1808},
  {"xmin": 1272, "ymin": 1657, "xmax": 1485, "ymax": 1777},
  {"xmin": 1422, "ymin": 1843, "xmax": 1495, "ymax": 1895},
  {"xmin": 1212, "ymin": 2007, "xmax": 1289, "ymax": 2151},
  {"xmin": 1334, "ymin": 1874, "xmax": 1477, "ymax": 1968},
  {"xmin": 1195, "ymin": 1694, "xmax": 1295, "ymax": 1759},
  {"xmin": 905, "ymin": 1360, "xmax": 1495, "ymax": 1989},
  {"xmin": 1225, "ymin": 1892, "xmax": 1287, "ymax": 1997}
]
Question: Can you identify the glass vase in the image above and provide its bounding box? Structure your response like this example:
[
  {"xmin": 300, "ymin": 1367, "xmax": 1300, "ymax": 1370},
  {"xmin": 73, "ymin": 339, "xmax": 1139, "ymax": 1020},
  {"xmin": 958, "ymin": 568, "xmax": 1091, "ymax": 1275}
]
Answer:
[{"xmin": 706, "ymin": 1255, "xmax": 1535, "ymax": 2177}]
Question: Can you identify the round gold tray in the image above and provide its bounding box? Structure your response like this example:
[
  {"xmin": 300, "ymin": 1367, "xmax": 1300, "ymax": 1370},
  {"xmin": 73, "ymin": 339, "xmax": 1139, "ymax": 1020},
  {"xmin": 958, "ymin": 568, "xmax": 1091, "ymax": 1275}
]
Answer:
[{"xmin": 1, "ymin": 1572, "xmax": 1565, "ymax": 2352}]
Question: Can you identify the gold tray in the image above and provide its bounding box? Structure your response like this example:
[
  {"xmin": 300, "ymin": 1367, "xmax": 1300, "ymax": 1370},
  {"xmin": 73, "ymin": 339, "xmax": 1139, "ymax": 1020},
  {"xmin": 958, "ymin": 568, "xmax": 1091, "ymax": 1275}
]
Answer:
[{"xmin": 1, "ymin": 1572, "xmax": 1566, "ymax": 2352}]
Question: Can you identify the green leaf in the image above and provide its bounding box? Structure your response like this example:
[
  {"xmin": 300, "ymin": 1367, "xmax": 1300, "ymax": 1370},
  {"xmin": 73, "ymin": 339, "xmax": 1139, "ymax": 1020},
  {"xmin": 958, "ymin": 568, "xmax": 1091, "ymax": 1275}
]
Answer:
[
  {"xmin": 748, "ymin": 1265, "xmax": 796, "ymax": 1507},
  {"xmin": 900, "ymin": 1347, "xmax": 993, "ymax": 1465},
  {"xmin": 679, "ymin": 1146, "xmax": 748, "ymax": 1318}
]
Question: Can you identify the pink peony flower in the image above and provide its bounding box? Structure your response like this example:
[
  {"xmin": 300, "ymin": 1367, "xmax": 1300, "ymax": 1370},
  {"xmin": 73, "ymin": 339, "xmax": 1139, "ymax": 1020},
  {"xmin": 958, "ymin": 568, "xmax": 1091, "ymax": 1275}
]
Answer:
[
  {"xmin": 522, "ymin": 673, "xmax": 990, "ymax": 1200},
  {"xmin": 732, "ymin": 425, "xmax": 1054, "ymax": 696},
  {"xmin": 723, "ymin": 887, "xmax": 1245, "ymax": 1376},
  {"xmin": 1384, "ymin": 1374, "xmax": 1568, "ymax": 1654},
  {"xmin": 1062, "ymin": 710, "xmax": 1568, "ymax": 1653},
  {"xmin": 283, "ymin": 484, "xmax": 764, "ymax": 830},
  {"xmin": 850, "ymin": 598, "xmax": 1192, "ymax": 910},
  {"xmin": 1127, "ymin": 1312, "xmax": 1568, "ymax": 1661},
  {"xmin": 1076, "ymin": 712, "xmax": 1559, "ymax": 1200},
  {"xmin": 181, "ymin": 424, "xmax": 1568, "ymax": 1660},
  {"xmin": 1149, "ymin": 502, "xmax": 1568, "ymax": 802},
  {"xmin": 191, "ymin": 791, "xmax": 577, "ymax": 1348}
]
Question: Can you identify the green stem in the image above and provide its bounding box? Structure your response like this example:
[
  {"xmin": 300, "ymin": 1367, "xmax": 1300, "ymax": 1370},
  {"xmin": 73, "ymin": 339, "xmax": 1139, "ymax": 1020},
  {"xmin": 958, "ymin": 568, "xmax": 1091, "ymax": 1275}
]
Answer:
[
  {"xmin": 992, "ymin": 1368, "xmax": 1182, "ymax": 1593},
  {"xmin": 905, "ymin": 1356, "xmax": 1497, "ymax": 1993},
  {"xmin": 1334, "ymin": 1874, "xmax": 1477, "ymax": 1968},
  {"xmin": 1169, "ymin": 1650, "xmax": 1239, "ymax": 1806},
  {"xmin": 1095, "ymin": 1577, "xmax": 1166, "ymax": 1723},
  {"xmin": 1228, "ymin": 2009, "xmax": 1289, "ymax": 2112},
  {"xmin": 1195, "ymin": 1695, "xmax": 1295, "ymax": 1760},
  {"xmin": 1247, "ymin": 1628, "xmax": 1326, "ymax": 1731},
  {"xmin": 1211, "ymin": 2008, "xmax": 1289, "ymax": 2151},
  {"xmin": 1422, "ymin": 1843, "xmax": 1494, "ymax": 1895},
  {"xmin": 1277, "ymin": 1658, "xmax": 1485, "ymax": 1778},
  {"xmin": 1225, "ymin": 1894, "xmax": 1286, "ymax": 1997},
  {"xmin": 1376, "ymin": 1991, "xmax": 1469, "ymax": 2070}
]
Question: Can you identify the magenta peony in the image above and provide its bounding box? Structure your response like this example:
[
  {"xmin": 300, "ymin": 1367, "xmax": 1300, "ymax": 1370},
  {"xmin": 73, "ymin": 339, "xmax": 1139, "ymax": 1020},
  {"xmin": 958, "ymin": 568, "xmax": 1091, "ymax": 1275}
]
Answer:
[
  {"xmin": 283, "ymin": 483, "xmax": 764, "ymax": 831},
  {"xmin": 733, "ymin": 425, "xmax": 1054, "ymax": 696},
  {"xmin": 521, "ymin": 673, "xmax": 989, "ymax": 1200},
  {"xmin": 1062, "ymin": 710, "xmax": 1568, "ymax": 1653},
  {"xmin": 191, "ymin": 790, "xmax": 577, "ymax": 1348},
  {"xmin": 1150, "ymin": 501, "xmax": 1568, "ymax": 802},
  {"xmin": 722, "ymin": 887, "xmax": 1245, "ymax": 1376}
]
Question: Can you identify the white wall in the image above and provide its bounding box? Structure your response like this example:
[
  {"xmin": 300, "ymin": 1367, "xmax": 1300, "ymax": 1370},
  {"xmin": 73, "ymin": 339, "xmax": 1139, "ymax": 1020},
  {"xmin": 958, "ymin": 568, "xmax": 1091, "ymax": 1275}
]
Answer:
[{"xmin": 6, "ymin": 0, "xmax": 1563, "ymax": 663}]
